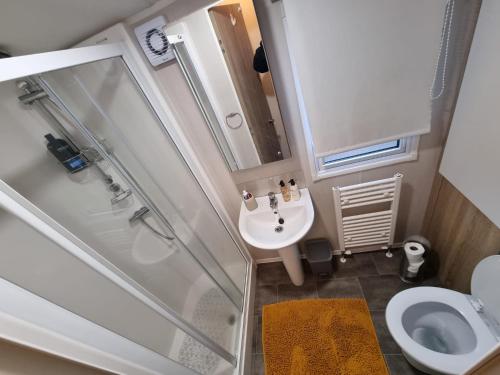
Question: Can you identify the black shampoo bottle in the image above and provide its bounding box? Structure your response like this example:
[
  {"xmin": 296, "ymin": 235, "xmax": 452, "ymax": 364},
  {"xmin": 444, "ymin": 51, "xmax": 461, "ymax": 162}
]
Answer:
[{"xmin": 45, "ymin": 133, "xmax": 87, "ymax": 173}]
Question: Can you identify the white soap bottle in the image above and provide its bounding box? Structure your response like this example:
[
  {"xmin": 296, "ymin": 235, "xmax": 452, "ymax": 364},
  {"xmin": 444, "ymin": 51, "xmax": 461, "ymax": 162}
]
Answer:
[
  {"xmin": 242, "ymin": 190, "xmax": 258, "ymax": 211},
  {"xmin": 289, "ymin": 179, "xmax": 301, "ymax": 201}
]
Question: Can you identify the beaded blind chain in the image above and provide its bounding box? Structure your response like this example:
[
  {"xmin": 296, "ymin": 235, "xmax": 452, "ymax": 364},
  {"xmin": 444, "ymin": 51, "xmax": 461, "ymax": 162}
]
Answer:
[{"xmin": 430, "ymin": 0, "xmax": 455, "ymax": 101}]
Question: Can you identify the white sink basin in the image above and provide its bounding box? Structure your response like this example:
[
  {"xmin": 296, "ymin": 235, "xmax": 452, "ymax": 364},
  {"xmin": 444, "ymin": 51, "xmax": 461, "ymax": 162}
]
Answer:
[{"xmin": 239, "ymin": 188, "xmax": 314, "ymax": 285}]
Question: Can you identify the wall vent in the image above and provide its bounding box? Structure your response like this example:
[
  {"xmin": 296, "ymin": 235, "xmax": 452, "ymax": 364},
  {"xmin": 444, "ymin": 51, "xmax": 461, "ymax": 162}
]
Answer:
[{"xmin": 134, "ymin": 16, "xmax": 175, "ymax": 67}]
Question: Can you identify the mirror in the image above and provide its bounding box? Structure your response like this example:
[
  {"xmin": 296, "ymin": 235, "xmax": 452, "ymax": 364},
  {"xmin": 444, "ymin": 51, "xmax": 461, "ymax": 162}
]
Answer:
[{"xmin": 167, "ymin": 0, "xmax": 291, "ymax": 171}]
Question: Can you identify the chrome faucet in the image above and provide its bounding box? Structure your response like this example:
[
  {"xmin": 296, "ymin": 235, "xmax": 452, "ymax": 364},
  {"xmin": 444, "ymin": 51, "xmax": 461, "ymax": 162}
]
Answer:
[
  {"xmin": 268, "ymin": 192, "xmax": 285, "ymax": 230},
  {"xmin": 268, "ymin": 192, "xmax": 278, "ymax": 210}
]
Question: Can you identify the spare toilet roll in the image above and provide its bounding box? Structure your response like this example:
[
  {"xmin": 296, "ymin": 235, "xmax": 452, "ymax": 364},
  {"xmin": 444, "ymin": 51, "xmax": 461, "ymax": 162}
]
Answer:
[{"xmin": 404, "ymin": 241, "xmax": 425, "ymax": 275}]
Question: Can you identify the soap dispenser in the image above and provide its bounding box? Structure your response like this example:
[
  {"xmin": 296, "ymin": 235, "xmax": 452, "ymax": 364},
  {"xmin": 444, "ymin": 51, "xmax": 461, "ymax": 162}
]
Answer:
[
  {"xmin": 279, "ymin": 180, "xmax": 291, "ymax": 202},
  {"xmin": 289, "ymin": 179, "xmax": 301, "ymax": 201},
  {"xmin": 242, "ymin": 190, "xmax": 258, "ymax": 211}
]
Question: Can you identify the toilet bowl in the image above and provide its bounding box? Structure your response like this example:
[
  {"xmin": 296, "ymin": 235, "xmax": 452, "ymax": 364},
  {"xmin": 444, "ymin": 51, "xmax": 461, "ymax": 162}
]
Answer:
[{"xmin": 386, "ymin": 255, "xmax": 500, "ymax": 374}]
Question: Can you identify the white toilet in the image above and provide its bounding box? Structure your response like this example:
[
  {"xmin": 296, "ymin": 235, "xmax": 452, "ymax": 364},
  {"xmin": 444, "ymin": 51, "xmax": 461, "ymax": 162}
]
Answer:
[{"xmin": 386, "ymin": 255, "xmax": 500, "ymax": 374}]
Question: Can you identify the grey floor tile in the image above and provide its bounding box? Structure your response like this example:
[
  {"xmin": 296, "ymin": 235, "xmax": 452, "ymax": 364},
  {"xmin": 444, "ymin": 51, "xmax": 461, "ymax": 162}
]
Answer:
[
  {"xmin": 415, "ymin": 275, "xmax": 441, "ymax": 287},
  {"xmin": 359, "ymin": 275, "xmax": 405, "ymax": 310},
  {"xmin": 277, "ymin": 281, "xmax": 317, "ymax": 301},
  {"xmin": 253, "ymin": 315, "xmax": 262, "ymax": 354},
  {"xmin": 257, "ymin": 262, "xmax": 290, "ymax": 286},
  {"xmin": 301, "ymin": 258, "xmax": 314, "ymax": 274},
  {"xmin": 252, "ymin": 354, "xmax": 265, "ymax": 375},
  {"xmin": 317, "ymin": 277, "xmax": 364, "ymax": 298},
  {"xmin": 384, "ymin": 354, "xmax": 426, "ymax": 375},
  {"xmin": 370, "ymin": 310, "xmax": 401, "ymax": 354},
  {"xmin": 371, "ymin": 249, "xmax": 402, "ymax": 275},
  {"xmin": 333, "ymin": 253, "xmax": 378, "ymax": 278},
  {"xmin": 254, "ymin": 284, "xmax": 277, "ymax": 315},
  {"xmin": 301, "ymin": 260, "xmax": 324, "ymax": 281}
]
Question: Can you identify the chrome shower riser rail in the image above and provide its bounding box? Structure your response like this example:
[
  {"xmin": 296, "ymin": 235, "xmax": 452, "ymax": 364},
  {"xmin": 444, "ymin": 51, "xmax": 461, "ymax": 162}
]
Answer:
[{"xmin": 36, "ymin": 77, "xmax": 239, "ymax": 366}]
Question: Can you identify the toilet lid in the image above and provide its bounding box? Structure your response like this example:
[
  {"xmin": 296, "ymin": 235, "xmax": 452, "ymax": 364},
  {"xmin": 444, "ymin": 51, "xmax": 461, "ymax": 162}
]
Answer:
[{"xmin": 471, "ymin": 255, "xmax": 500, "ymax": 322}]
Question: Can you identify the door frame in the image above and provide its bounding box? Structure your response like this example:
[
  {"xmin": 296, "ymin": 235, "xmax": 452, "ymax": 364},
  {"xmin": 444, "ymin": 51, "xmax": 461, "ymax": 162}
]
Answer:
[
  {"xmin": 0, "ymin": 44, "xmax": 124, "ymax": 82},
  {"xmin": 0, "ymin": 32, "xmax": 255, "ymax": 373}
]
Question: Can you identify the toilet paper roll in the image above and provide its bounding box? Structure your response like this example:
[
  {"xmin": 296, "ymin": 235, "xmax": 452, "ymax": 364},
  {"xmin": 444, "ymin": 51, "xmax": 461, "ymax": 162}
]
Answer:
[
  {"xmin": 404, "ymin": 242, "xmax": 425, "ymax": 275},
  {"xmin": 404, "ymin": 241, "xmax": 425, "ymax": 257}
]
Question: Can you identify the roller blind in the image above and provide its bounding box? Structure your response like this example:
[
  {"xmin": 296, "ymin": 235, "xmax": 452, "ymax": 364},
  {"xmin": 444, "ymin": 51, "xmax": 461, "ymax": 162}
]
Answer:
[{"xmin": 282, "ymin": 0, "xmax": 447, "ymax": 156}]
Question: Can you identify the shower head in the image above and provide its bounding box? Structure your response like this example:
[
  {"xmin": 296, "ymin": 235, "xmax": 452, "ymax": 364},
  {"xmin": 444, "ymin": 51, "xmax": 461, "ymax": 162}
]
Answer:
[
  {"xmin": 16, "ymin": 79, "xmax": 48, "ymax": 105},
  {"xmin": 18, "ymin": 90, "xmax": 48, "ymax": 104}
]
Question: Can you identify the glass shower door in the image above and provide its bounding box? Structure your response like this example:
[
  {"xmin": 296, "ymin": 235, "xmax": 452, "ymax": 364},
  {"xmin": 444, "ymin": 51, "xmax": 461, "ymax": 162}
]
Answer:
[
  {"xmin": 39, "ymin": 58, "xmax": 246, "ymax": 301},
  {"xmin": 0, "ymin": 44, "xmax": 248, "ymax": 375}
]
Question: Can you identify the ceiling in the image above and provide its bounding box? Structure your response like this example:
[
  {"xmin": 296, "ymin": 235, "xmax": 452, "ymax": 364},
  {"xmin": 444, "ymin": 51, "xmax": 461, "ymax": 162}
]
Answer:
[{"xmin": 0, "ymin": 0, "xmax": 160, "ymax": 56}]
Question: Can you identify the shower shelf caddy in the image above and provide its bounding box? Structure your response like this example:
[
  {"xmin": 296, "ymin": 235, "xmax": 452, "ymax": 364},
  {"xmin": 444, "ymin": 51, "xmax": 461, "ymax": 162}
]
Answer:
[{"xmin": 333, "ymin": 173, "xmax": 403, "ymax": 262}]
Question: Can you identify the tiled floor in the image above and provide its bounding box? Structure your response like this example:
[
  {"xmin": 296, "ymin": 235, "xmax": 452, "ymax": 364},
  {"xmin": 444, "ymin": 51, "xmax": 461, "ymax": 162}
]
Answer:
[{"xmin": 252, "ymin": 249, "xmax": 438, "ymax": 374}]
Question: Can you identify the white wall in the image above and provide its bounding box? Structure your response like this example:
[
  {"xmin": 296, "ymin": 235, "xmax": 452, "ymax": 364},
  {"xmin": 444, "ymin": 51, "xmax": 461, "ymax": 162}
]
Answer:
[
  {"xmin": 227, "ymin": 0, "xmax": 480, "ymax": 260},
  {"xmin": 0, "ymin": 0, "xmax": 158, "ymax": 55},
  {"xmin": 122, "ymin": 0, "xmax": 479, "ymax": 261},
  {"xmin": 440, "ymin": 0, "xmax": 500, "ymax": 228}
]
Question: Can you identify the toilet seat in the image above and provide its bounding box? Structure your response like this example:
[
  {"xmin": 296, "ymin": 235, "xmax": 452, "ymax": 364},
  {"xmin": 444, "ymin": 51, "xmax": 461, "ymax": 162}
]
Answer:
[{"xmin": 386, "ymin": 286, "xmax": 498, "ymax": 374}]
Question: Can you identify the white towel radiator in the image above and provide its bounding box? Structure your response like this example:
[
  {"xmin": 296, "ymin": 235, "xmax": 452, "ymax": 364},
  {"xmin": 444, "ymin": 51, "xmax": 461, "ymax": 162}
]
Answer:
[{"xmin": 333, "ymin": 173, "xmax": 403, "ymax": 262}]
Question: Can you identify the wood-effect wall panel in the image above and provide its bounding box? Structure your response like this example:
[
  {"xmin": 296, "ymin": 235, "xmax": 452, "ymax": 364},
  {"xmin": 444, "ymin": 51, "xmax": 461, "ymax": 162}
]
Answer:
[{"xmin": 424, "ymin": 176, "xmax": 500, "ymax": 293}]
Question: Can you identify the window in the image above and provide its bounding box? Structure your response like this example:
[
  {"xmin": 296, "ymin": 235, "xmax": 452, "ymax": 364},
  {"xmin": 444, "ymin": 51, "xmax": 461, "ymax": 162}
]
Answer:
[{"xmin": 316, "ymin": 136, "xmax": 419, "ymax": 178}]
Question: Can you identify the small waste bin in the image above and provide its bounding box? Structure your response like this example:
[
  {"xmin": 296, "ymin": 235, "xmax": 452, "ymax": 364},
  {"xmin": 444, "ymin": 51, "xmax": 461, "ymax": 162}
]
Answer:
[{"xmin": 304, "ymin": 239, "xmax": 333, "ymax": 278}]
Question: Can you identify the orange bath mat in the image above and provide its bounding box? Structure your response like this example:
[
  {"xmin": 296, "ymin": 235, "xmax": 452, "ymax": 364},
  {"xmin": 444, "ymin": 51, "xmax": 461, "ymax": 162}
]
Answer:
[{"xmin": 262, "ymin": 299, "xmax": 389, "ymax": 375}]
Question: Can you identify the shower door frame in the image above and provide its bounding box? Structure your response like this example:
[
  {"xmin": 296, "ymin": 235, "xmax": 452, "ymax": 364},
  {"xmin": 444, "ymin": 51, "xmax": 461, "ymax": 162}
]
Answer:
[{"xmin": 0, "ymin": 39, "xmax": 255, "ymax": 374}]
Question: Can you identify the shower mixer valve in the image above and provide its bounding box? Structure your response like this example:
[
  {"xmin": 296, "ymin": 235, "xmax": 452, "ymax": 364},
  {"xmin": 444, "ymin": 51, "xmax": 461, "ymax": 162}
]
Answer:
[{"xmin": 110, "ymin": 183, "xmax": 132, "ymax": 205}]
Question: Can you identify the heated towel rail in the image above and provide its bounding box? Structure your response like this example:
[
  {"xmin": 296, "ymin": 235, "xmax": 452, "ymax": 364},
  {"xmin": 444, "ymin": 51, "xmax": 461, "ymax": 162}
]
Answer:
[{"xmin": 333, "ymin": 173, "xmax": 403, "ymax": 262}]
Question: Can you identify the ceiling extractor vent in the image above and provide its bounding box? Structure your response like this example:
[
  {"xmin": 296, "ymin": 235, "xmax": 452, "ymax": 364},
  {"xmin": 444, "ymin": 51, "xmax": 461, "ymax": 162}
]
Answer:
[{"xmin": 134, "ymin": 16, "xmax": 175, "ymax": 67}]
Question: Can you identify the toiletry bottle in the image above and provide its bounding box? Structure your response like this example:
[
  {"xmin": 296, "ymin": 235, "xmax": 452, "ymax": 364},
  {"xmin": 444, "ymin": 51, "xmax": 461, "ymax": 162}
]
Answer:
[
  {"xmin": 279, "ymin": 180, "xmax": 291, "ymax": 202},
  {"xmin": 289, "ymin": 179, "xmax": 301, "ymax": 201},
  {"xmin": 242, "ymin": 190, "xmax": 258, "ymax": 211},
  {"xmin": 45, "ymin": 133, "xmax": 87, "ymax": 173}
]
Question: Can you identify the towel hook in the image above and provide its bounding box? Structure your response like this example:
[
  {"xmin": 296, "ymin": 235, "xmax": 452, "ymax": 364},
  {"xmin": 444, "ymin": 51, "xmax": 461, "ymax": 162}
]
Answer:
[{"xmin": 225, "ymin": 112, "xmax": 243, "ymax": 129}]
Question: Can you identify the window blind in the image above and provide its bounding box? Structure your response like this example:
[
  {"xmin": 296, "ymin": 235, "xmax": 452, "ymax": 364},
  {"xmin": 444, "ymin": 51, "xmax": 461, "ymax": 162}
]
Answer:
[{"xmin": 282, "ymin": 0, "xmax": 448, "ymax": 157}]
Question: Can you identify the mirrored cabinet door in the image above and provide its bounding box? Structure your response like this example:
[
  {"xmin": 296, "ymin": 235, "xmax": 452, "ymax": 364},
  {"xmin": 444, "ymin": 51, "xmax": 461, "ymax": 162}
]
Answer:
[{"xmin": 167, "ymin": 0, "xmax": 291, "ymax": 171}]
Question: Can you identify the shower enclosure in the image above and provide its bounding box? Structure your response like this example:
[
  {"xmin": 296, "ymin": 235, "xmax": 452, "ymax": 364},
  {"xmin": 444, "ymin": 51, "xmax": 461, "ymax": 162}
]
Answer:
[{"xmin": 0, "ymin": 42, "xmax": 251, "ymax": 374}]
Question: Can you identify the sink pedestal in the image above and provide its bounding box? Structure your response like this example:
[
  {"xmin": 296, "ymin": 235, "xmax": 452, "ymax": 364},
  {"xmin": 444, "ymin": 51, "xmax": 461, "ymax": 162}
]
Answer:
[{"xmin": 278, "ymin": 244, "xmax": 304, "ymax": 286}]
